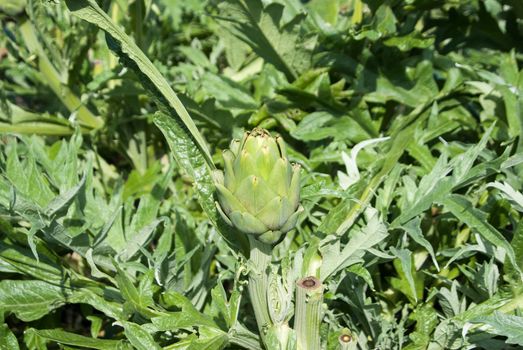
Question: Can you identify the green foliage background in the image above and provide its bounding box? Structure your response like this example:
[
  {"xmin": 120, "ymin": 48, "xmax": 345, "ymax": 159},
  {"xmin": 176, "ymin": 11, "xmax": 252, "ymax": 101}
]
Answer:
[{"xmin": 1, "ymin": 0, "xmax": 523, "ymax": 349}]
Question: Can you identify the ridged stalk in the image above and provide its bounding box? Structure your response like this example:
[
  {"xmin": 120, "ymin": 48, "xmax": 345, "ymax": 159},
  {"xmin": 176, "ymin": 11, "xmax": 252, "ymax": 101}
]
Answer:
[
  {"xmin": 248, "ymin": 236, "xmax": 272, "ymax": 344},
  {"xmin": 295, "ymin": 276, "xmax": 323, "ymax": 350}
]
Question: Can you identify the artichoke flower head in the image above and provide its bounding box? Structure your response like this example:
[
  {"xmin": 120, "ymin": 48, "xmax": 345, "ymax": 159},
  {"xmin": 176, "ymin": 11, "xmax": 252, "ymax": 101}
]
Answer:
[{"xmin": 214, "ymin": 128, "xmax": 303, "ymax": 245}]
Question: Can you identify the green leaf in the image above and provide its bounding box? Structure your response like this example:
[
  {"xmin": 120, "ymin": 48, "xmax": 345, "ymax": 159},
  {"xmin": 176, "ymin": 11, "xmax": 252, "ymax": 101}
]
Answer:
[
  {"xmin": 188, "ymin": 326, "xmax": 229, "ymax": 350},
  {"xmin": 27, "ymin": 328, "xmax": 122, "ymax": 350},
  {"xmin": 120, "ymin": 164, "xmax": 173, "ymax": 260},
  {"xmin": 306, "ymin": 0, "xmax": 339, "ymax": 26},
  {"xmin": 209, "ymin": 283, "xmax": 241, "ymax": 329},
  {"xmin": 40, "ymin": 220, "xmax": 90, "ymax": 257},
  {"xmin": 0, "ymin": 324, "xmax": 20, "ymax": 350},
  {"xmin": 353, "ymin": 4, "xmax": 397, "ymax": 41},
  {"xmin": 439, "ymin": 194, "xmax": 519, "ymax": 276},
  {"xmin": 507, "ymin": 221, "xmax": 523, "ymax": 278},
  {"xmin": 23, "ymin": 328, "xmax": 47, "ymax": 350},
  {"xmin": 121, "ymin": 321, "xmax": 161, "ymax": 350},
  {"xmin": 365, "ymin": 61, "xmax": 438, "ymax": 108},
  {"xmin": 346, "ymin": 264, "xmax": 374, "ymax": 290},
  {"xmin": 199, "ymin": 73, "xmax": 258, "ymax": 110},
  {"xmin": 114, "ymin": 264, "xmax": 159, "ymax": 318},
  {"xmin": 216, "ymin": 0, "xmax": 315, "ymax": 81},
  {"xmin": 87, "ymin": 315, "xmax": 103, "ymax": 339},
  {"xmin": 119, "ymin": 218, "xmax": 164, "ymax": 262},
  {"xmin": 44, "ymin": 170, "xmax": 87, "ymax": 217},
  {"xmin": 153, "ymin": 291, "xmax": 216, "ymax": 331},
  {"xmin": 0, "ymin": 0, "xmax": 25, "ymax": 16},
  {"xmin": 291, "ymin": 112, "xmax": 373, "ymax": 142},
  {"xmin": 451, "ymin": 124, "xmax": 495, "ymax": 184},
  {"xmin": 487, "ymin": 181, "xmax": 523, "ymax": 212},
  {"xmin": 0, "ymin": 280, "xmax": 71, "ymax": 322},
  {"xmin": 320, "ymin": 207, "xmax": 388, "ymax": 280},
  {"xmin": 390, "ymin": 247, "xmax": 418, "ymax": 303},
  {"xmin": 391, "ymin": 155, "xmax": 453, "ymax": 227},
  {"xmin": 472, "ymin": 311, "xmax": 523, "ymax": 346},
  {"xmin": 18, "ymin": 21, "xmax": 103, "ymax": 129},
  {"xmin": 373, "ymin": 5, "xmax": 397, "ymax": 36},
  {"xmin": 0, "ymin": 240, "xmax": 64, "ymax": 282},
  {"xmin": 403, "ymin": 305, "xmax": 437, "ymax": 350},
  {"xmin": 68, "ymin": 288, "xmax": 124, "ymax": 321},
  {"xmin": 401, "ymin": 218, "xmax": 439, "ymax": 271},
  {"xmin": 6, "ymin": 140, "xmax": 54, "ymax": 209}
]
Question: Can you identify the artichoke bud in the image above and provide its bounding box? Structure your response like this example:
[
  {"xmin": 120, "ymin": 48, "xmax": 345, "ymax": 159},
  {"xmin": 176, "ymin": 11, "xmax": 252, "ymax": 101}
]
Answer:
[{"xmin": 215, "ymin": 128, "xmax": 303, "ymax": 245}]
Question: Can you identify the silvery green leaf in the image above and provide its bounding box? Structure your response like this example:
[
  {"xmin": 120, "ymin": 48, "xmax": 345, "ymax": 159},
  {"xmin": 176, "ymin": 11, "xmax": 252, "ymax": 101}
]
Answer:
[
  {"xmin": 390, "ymin": 247, "xmax": 417, "ymax": 303},
  {"xmin": 401, "ymin": 217, "xmax": 439, "ymax": 271},
  {"xmin": 487, "ymin": 181, "xmax": 523, "ymax": 212},
  {"xmin": 337, "ymin": 136, "xmax": 390, "ymax": 190},
  {"xmin": 471, "ymin": 312, "xmax": 523, "ymax": 346},
  {"xmin": 121, "ymin": 321, "xmax": 161, "ymax": 350},
  {"xmin": 320, "ymin": 207, "xmax": 388, "ymax": 280}
]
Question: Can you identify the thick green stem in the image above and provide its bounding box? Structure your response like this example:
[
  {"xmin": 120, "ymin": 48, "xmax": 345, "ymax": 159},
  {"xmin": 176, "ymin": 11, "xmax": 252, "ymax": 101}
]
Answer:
[
  {"xmin": 295, "ymin": 276, "xmax": 323, "ymax": 350},
  {"xmin": 248, "ymin": 236, "xmax": 273, "ymax": 344}
]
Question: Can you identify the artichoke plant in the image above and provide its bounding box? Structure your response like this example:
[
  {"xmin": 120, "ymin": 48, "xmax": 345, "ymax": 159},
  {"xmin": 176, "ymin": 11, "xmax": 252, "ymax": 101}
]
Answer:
[{"xmin": 214, "ymin": 128, "xmax": 303, "ymax": 244}]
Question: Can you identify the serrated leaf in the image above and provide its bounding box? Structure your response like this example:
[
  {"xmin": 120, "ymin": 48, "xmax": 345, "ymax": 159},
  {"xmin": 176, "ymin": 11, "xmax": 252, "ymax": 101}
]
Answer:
[
  {"xmin": 6, "ymin": 141, "xmax": 54, "ymax": 208},
  {"xmin": 44, "ymin": 169, "xmax": 87, "ymax": 217},
  {"xmin": 401, "ymin": 217, "xmax": 439, "ymax": 271},
  {"xmin": 119, "ymin": 164, "xmax": 173, "ymax": 260},
  {"xmin": 390, "ymin": 247, "xmax": 418, "ymax": 303},
  {"xmin": 451, "ymin": 124, "xmax": 494, "ymax": 184},
  {"xmin": 472, "ymin": 311, "xmax": 523, "ymax": 346},
  {"xmin": 391, "ymin": 155, "xmax": 453, "ymax": 227},
  {"xmin": 0, "ymin": 280, "xmax": 71, "ymax": 322},
  {"xmin": 121, "ymin": 321, "xmax": 161, "ymax": 350},
  {"xmin": 487, "ymin": 181, "xmax": 523, "ymax": 212},
  {"xmin": 114, "ymin": 264, "xmax": 159, "ymax": 318},
  {"xmin": 320, "ymin": 207, "xmax": 388, "ymax": 280},
  {"xmin": 403, "ymin": 305, "xmax": 437, "ymax": 350},
  {"xmin": 209, "ymin": 282, "xmax": 241, "ymax": 329},
  {"xmin": 439, "ymin": 194, "xmax": 519, "ymax": 276}
]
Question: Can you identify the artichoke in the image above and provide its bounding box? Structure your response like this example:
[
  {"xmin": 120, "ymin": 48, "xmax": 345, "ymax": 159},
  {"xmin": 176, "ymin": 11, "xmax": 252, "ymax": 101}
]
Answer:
[{"xmin": 214, "ymin": 128, "xmax": 303, "ymax": 244}]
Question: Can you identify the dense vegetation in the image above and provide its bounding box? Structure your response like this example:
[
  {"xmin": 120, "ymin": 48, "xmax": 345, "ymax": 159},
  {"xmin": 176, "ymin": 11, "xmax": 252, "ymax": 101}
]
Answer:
[{"xmin": 1, "ymin": 0, "xmax": 523, "ymax": 349}]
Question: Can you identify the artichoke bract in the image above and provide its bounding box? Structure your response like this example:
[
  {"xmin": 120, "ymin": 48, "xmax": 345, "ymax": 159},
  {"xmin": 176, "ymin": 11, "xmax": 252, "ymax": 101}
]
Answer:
[{"xmin": 214, "ymin": 128, "xmax": 303, "ymax": 244}]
